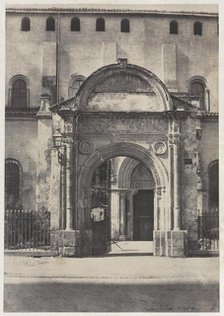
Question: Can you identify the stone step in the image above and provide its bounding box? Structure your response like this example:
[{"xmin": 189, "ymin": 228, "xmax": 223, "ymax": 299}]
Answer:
[{"xmin": 109, "ymin": 241, "xmax": 153, "ymax": 254}]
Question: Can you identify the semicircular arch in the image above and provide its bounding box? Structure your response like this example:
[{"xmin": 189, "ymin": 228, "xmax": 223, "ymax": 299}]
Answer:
[
  {"xmin": 79, "ymin": 142, "xmax": 168, "ymax": 205},
  {"xmin": 118, "ymin": 157, "xmax": 155, "ymax": 189},
  {"xmin": 118, "ymin": 157, "xmax": 139, "ymax": 188},
  {"xmin": 77, "ymin": 63, "xmax": 173, "ymax": 111}
]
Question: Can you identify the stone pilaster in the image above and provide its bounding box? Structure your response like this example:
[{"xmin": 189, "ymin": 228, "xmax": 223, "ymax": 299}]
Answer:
[
  {"xmin": 167, "ymin": 116, "xmax": 187, "ymax": 257},
  {"xmin": 65, "ymin": 138, "xmax": 73, "ymax": 231},
  {"xmin": 36, "ymin": 94, "xmax": 52, "ymax": 212},
  {"xmin": 119, "ymin": 191, "xmax": 126, "ymax": 240},
  {"xmin": 55, "ymin": 120, "xmax": 81, "ymax": 256}
]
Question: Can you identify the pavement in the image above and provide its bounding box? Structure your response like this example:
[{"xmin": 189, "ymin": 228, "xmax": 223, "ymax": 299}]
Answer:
[
  {"xmin": 4, "ymin": 250, "xmax": 220, "ymax": 312},
  {"xmin": 4, "ymin": 253, "xmax": 219, "ymax": 282}
]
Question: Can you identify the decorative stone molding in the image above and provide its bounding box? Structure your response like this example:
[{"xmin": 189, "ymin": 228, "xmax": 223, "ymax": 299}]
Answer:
[
  {"xmin": 78, "ymin": 116, "xmax": 167, "ymax": 134},
  {"xmin": 79, "ymin": 142, "xmax": 169, "ymax": 209},
  {"xmin": 77, "ymin": 63, "xmax": 173, "ymax": 111},
  {"xmin": 64, "ymin": 122, "xmax": 73, "ymax": 134},
  {"xmin": 79, "ymin": 141, "xmax": 93, "ymax": 154}
]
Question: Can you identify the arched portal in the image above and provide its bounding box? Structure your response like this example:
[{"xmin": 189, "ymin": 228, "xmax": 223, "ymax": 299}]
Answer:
[
  {"xmin": 117, "ymin": 158, "xmax": 155, "ymax": 242},
  {"xmin": 51, "ymin": 61, "xmax": 186, "ymax": 257},
  {"xmin": 78, "ymin": 142, "xmax": 168, "ymax": 256}
]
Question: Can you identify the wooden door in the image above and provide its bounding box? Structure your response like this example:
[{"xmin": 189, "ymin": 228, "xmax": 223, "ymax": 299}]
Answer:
[{"xmin": 133, "ymin": 190, "xmax": 154, "ymax": 241}]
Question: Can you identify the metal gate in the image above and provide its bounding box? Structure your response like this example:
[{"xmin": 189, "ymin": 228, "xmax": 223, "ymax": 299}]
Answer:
[
  {"xmin": 4, "ymin": 209, "xmax": 51, "ymax": 250},
  {"xmin": 198, "ymin": 208, "xmax": 219, "ymax": 251}
]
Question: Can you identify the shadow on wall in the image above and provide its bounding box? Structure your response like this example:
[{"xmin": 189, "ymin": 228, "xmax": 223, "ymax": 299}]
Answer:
[{"xmin": 176, "ymin": 47, "xmax": 189, "ymax": 91}]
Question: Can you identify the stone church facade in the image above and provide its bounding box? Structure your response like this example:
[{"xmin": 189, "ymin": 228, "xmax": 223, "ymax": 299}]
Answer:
[{"xmin": 5, "ymin": 6, "xmax": 218, "ymax": 257}]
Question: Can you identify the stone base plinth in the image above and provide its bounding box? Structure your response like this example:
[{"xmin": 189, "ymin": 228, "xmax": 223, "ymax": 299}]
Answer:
[
  {"xmin": 153, "ymin": 230, "xmax": 171, "ymax": 256},
  {"xmin": 119, "ymin": 234, "xmax": 126, "ymax": 241},
  {"xmin": 51, "ymin": 230, "xmax": 81, "ymax": 257},
  {"xmin": 153, "ymin": 230, "xmax": 187, "ymax": 257},
  {"xmin": 170, "ymin": 230, "xmax": 188, "ymax": 257}
]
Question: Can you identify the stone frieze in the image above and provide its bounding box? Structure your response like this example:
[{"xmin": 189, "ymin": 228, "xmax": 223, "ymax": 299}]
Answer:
[{"xmin": 78, "ymin": 116, "xmax": 167, "ymax": 134}]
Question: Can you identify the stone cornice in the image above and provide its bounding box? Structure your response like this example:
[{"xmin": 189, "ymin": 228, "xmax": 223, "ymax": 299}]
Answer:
[
  {"xmin": 6, "ymin": 7, "xmax": 218, "ymax": 18},
  {"xmin": 5, "ymin": 107, "xmax": 40, "ymax": 118},
  {"xmin": 78, "ymin": 111, "xmax": 168, "ymax": 117},
  {"xmin": 200, "ymin": 112, "xmax": 218, "ymax": 121}
]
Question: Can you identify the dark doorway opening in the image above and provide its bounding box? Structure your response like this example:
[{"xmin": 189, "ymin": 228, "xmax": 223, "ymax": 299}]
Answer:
[
  {"xmin": 90, "ymin": 157, "xmax": 155, "ymax": 256},
  {"xmin": 133, "ymin": 190, "xmax": 154, "ymax": 241},
  {"xmin": 91, "ymin": 160, "xmax": 111, "ymax": 255}
]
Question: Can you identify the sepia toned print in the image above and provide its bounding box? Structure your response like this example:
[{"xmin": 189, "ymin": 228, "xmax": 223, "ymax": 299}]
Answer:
[{"xmin": 4, "ymin": 3, "xmax": 219, "ymax": 312}]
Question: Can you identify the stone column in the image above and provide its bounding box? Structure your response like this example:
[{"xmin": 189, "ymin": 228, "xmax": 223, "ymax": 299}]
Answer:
[
  {"xmin": 126, "ymin": 191, "xmax": 132, "ymax": 240},
  {"xmin": 58, "ymin": 123, "xmax": 80, "ymax": 257},
  {"xmin": 173, "ymin": 121, "xmax": 181, "ymax": 231},
  {"xmin": 119, "ymin": 191, "xmax": 126, "ymax": 240},
  {"xmin": 169, "ymin": 118, "xmax": 187, "ymax": 257},
  {"xmin": 65, "ymin": 139, "xmax": 73, "ymax": 231},
  {"xmin": 110, "ymin": 190, "xmax": 120, "ymax": 240},
  {"xmin": 168, "ymin": 130, "xmax": 173, "ymax": 231},
  {"xmin": 60, "ymin": 144, "xmax": 66, "ymax": 230}
]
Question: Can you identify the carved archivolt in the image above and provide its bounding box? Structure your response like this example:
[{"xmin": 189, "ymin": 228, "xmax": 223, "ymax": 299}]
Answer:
[
  {"xmin": 78, "ymin": 142, "xmax": 168, "ymax": 204},
  {"xmin": 118, "ymin": 157, "xmax": 155, "ymax": 189}
]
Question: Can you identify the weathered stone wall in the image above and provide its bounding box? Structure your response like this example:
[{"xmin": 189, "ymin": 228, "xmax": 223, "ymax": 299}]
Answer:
[
  {"xmin": 180, "ymin": 115, "xmax": 199, "ymax": 249},
  {"xmin": 5, "ymin": 118, "xmax": 38, "ymax": 210},
  {"xmin": 200, "ymin": 119, "xmax": 218, "ymax": 196},
  {"xmin": 6, "ymin": 12, "xmax": 218, "ymax": 111},
  {"xmin": 36, "ymin": 118, "xmax": 53, "ymax": 212}
]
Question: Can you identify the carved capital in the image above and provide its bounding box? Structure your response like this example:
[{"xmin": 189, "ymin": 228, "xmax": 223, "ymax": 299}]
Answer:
[
  {"xmin": 119, "ymin": 191, "xmax": 127, "ymax": 199},
  {"xmin": 63, "ymin": 137, "xmax": 73, "ymax": 145},
  {"xmin": 64, "ymin": 122, "xmax": 73, "ymax": 134},
  {"xmin": 173, "ymin": 133, "xmax": 180, "ymax": 145},
  {"xmin": 156, "ymin": 187, "xmax": 162, "ymax": 196}
]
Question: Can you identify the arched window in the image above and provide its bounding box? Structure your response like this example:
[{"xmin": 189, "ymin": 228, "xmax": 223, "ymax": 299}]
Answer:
[
  {"xmin": 170, "ymin": 20, "xmax": 178, "ymax": 34},
  {"xmin": 21, "ymin": 17, "xmax": 30, "ymax": 31},
  {"xmin": 68, "ymin": 75, "xmax": 85, "ymax": 98},
  {"xmin": 5, "ymin": 159, "xmax": 22, "ymax": 209},
  {"xmin": 189, "ymin": 78, "xmax": 205, "ymax": 110},
  {"xmin": 194, "ymin": 21, "xmax": 202, "ymax": 36},
  {"xmin": 71, "ymin": 17, "xmax": 80, "ymax": 31},
  {"xmin": 46, "ymin": 17, "xmax": 55, "ymax": 31},
  {"xmin": 121, "ymin": 19, "xmax": 130, "ymax": 33},
  {"xmin": 96, "ymin": 18, "xmax": 105, "ymax": 32},
  {"xmin": 208, "ymin": 160, "xmax": 219, "ymax": 209},
  {"xmin": 11, "ymin": 77, "xmax": 28, "ymax": 108}
]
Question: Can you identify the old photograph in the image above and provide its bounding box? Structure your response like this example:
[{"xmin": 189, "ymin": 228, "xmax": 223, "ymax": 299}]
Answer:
[{"xmin": 4, "ymin": 1, "xmax": 219, "ymax": 313}]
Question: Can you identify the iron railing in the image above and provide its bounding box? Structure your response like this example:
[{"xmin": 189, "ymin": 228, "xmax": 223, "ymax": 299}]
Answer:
[
  {"xmin": 4, "ymin": 209, "xmax": 51, "ymax": 250},
  {"xmin": 198, "ymin": 208, "xmax": 219, "ymax": 251}
]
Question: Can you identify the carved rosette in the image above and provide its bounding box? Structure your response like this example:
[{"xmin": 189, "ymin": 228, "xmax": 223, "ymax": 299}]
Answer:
[
  {"xmin": 79, "ymin": 141, "xmax": 93, "ymax": 155},
  {"xmin": 152, "ymin": 141, "xmax": 167, "ymax": 155}
]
